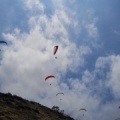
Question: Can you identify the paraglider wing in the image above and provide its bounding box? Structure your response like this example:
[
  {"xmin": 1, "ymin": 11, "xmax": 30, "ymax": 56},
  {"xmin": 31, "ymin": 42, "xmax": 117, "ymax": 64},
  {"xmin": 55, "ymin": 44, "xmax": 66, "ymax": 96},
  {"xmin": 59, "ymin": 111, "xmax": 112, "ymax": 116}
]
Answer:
[
  {"xmin": 0, "ymin": 41, "xmax": 7, "ymax": 51},
  {"xmin": 79, "ymin": 108, "xmax": 87, "ymax": 116},
  {"xmin": 80, "ymin": 108, "xmax": 87, "ymax": 111},
  {"xmin": 56, "ymin": 93, "xmax": 64, "ymax": 96},
  {"xmin": 0, "ymin": 41, "xmax": 7, "ymax": 45},
  {"xmin": 53, "ymin": 46, "xmax": 58, "ymax": 55},
  {"xmin": 45, "ymin": 75, "xmax": 55, "ymax": 80}
]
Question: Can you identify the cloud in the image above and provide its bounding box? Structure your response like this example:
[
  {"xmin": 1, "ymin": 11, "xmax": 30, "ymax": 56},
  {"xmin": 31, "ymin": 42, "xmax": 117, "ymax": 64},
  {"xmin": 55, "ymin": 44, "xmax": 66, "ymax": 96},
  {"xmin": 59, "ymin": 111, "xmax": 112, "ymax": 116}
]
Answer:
[
  {"xmin": 1, "ymin": 0, "xmax": 120, "ymax": 120},
  {"xmin": 114, "ymin": 30, "xmax": 120, "ymax": 36},
  {"xmin": 0, "ymin": 0, "xmax": 92, "ymax": 119},
  {"xmin": 95, "ymin": 55, "xmax": 120, "ymax": 98},
  {"xmin": 25, "ymin": 0, "xmax": 45, "ymax": 13},
  {"xmin": 106, "ymin": 55, "xmax": 120, "ymax": 98},
  {"xmin": 85, "ymin": 22, "xmax": 98, "ymax": 38}
]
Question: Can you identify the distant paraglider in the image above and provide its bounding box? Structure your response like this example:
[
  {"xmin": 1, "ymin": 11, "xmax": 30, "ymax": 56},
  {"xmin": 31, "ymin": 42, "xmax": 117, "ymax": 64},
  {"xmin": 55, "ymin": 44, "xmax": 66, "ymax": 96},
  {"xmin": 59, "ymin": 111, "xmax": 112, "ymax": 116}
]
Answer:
[
  {"xmin": 53, "ymin": 45, "xmax": 58, "ymax": 59},
  {"xmin": 80, "ymin": 108, "xmax": 87, "ymax": 111},
  {"xmin": 45, "ymin": 75, "xmax": 55, "ymax": 85},
  {"xmin": 0, "ymin": 41, "xmax": 7, "ymax": 45},
  {"xmin": 56, "ymin": 93, "xmax": 64, "ymax": 96},
  {"xmin": 45, "ymin": 75, "xmax": 55, "ymax": 80},
  {"xmin": 56, "ymin": 93, "xmax": 64, "ymax": 101},
  {"xmin": 79, "ymin": 108, "xmax": 87, "ymax": 116},
  {"xmin": 53, "ymin": 46, "xmax": 58, "ymax": 55},
  {"xmin": 0, "ymin": 40, "xmax": 7, "ymax": 51}
]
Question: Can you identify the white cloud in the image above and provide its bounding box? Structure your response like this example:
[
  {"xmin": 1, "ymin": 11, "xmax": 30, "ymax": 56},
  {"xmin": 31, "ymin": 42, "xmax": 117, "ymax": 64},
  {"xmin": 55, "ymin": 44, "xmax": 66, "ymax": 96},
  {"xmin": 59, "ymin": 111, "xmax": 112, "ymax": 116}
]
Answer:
[
  {"xmin": 25, "ymin": 0, "xmax": 45, "ymax": 13},
  {"xmin": 107, "ymin": 55, "xmax": 120, "ymax": 98},
  {"xmin": 85, "ymin": 18, "xmax": 98, "ymax": 39},
  {"xmin": 85, "ymin": 22, "xmax": 98, "ymax": 38},
  {"xmin": 1, "ymin": 0, "xmax": 120, "ymax": 120},
  {"xmin": 0, "ymin": 1, "xmax": 92, "ymax": 119},
  {"xmin": 114, "ymin": 30, "xmax": 120, "ymax": 36},
  {"xmin": 95, "ymin": 55, "xmax": 120, "ymax": 98}
]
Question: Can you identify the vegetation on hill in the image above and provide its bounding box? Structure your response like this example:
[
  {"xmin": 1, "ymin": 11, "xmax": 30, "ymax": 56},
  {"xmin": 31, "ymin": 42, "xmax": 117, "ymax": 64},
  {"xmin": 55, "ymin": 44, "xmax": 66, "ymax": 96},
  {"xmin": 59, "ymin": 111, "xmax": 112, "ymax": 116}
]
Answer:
[{"xmin": 0, "ymin": 92, "xmax": 74, "ymax": 120}]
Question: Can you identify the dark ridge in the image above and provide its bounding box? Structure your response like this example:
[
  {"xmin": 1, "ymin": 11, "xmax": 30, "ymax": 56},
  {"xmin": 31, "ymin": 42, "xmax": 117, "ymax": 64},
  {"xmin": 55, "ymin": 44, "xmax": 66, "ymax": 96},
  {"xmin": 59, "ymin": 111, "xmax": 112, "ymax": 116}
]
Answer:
[{"xmin": 0, "ymin": 92, "xmax": 74, "ymax": 120}]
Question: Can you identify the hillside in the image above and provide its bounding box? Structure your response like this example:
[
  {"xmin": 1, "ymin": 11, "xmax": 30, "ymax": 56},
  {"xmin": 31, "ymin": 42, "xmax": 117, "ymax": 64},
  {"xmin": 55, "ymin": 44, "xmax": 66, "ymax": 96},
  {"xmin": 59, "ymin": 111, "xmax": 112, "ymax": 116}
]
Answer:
[{"xmin": 0, "ymin": 92, "xmax": 74, "ymax": 120}]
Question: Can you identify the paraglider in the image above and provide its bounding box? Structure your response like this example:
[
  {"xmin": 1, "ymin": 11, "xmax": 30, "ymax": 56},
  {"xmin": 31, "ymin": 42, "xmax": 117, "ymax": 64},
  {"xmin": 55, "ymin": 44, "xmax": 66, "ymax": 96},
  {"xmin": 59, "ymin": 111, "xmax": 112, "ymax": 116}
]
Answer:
[
  {"xmin": 53, "ymin": 45, "xmax": 58, "ymax": 59},
  {"xmin": 79, "ymin": 108, "xmax": 87, "ymax": 111},
  {"xmin": 79, "ymin": 108, "xmax": 87, "ymax": 116},
  {"xmin": 56, "ymin": 93, "xmax": 64, "ymax": 96},
  {"xmin": 53, "ymin": 45, "xmax": 58, "ymax": 55},
  {"xmin": 0, "ymin": 41, "xmax": 7, "ymax": 45},
  {"xmin": 45, "ymin": 75, "xmax": 55, "ymax": 85},
  {"xmin": 0, "ymin": 40, "xmax": 7, "ymax": 51},
  {"xmin": 45, "ymin": 75, "xmax": 55, "ymax": 80},
  {"xmin": 56, "ymin": 93, "xmax": 64, "ymax": 101}
]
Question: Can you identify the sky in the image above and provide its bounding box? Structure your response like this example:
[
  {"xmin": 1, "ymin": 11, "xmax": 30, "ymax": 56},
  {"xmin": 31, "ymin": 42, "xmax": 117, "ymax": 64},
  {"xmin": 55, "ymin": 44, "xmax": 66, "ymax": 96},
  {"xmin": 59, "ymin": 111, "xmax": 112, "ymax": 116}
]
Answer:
[{"xmin": 0, "ymin": 0, "xmax": 120, "ymax": 120}]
